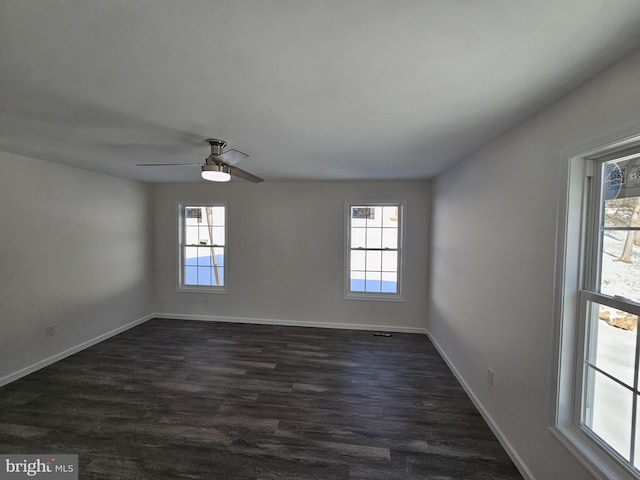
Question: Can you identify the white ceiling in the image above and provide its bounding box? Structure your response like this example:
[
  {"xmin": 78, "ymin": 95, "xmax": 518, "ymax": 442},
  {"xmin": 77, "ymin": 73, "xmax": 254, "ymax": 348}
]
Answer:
[{"xmin": 2, "ymin": 1, "xmax": 640, "ymax": 183}]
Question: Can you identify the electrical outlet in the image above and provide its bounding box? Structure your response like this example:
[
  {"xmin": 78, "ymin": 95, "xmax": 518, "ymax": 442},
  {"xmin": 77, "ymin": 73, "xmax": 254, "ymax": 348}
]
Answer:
[
  {"xmin": 203, "ymin": 294, "xmax": 209, "ymax": 303},
  {"xmin": 370, "ymin": 302, "xmax": 376, "ymax": 311},
  {"xmin": 46, "ymin": 325, "xmax": 55, "ymax": 337},
  {"xmin": 487, "ymin": 367, "xmax": 494, "ymax": 387}
]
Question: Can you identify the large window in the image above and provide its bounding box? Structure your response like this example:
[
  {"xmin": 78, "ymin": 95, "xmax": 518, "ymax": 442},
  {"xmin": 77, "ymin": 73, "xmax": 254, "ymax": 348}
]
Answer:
[
  {"xmin": 345, "ymin": 202, "xmax": 403, "ymax": 300},
  {"xmin": 581, "ymin": 151, "xmax": 640, "ymax": 468},
  {"xmin": 178, "ymin": 203, "xmax": 226, "ymax": 292},
  {"xmin": 554, "ymin": 138, "xmax": 640, "ymax": 480}
]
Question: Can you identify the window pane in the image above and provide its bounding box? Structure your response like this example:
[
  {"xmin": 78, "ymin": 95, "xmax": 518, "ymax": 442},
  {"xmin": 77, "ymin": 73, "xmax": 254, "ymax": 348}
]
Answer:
[
  {"xmin": 586, "ymin": 301, "xmax": 636, "ymax": 387},
  {"xmin": 382, "ymin": 251, "xmax": 398, "ymax": 272},
  {"xmin": 381, "ymin": 272, "xmax": 398, "ymax": 293},
  {"xmin": 185, "ymin": 247, "xmax": 198, "ymax": 266},
  {"xmin": 366, "ymin": 228, "xmax": 382, "ymax": 249},
  {"xmin": 366, "ymin": 250, "xmax": 382, "ymax": 271},
  {"xmin": 584, "ymin": 366, "xmax": 632, "ymax": 460},
  {"xmin": 184, "ymin": 266, "xmax": 197, "ymax": 285},
  {"xmin": 185, "ymin": 226, "xmax": 199, "ymax": 245},
  {"xmin": 604, "ymin": 197, "xmax": 638, "ymax": 228},
  {"xmin": 382, "ymin": 206, "xmax": 398, "ymax": 227},
  {"xmin": 382, "ymin": 228, "xmax": 398, "ymax": 249},
  {"xmin": 599, "ymin": 159, "xmax": 640, "ymax": 302},
  {"xmin": 351, "ymin": 206, "xmax": 369, "ymax": 227},
  {"xmin": 350, "ymin": 272, "xmax": 365, "ymax": 292},
  {"xmin": 197, "ymin": 267, "xmax": 212, "ymax": 286},
  {"xmin": 367, "ymin": 207, "xmax": 382, "ymax": 228},
  {"xmin": 351, "ymin": 228, "xmax": 366, "ymax": 248},
  {"xmin": 212, "ymin": 247, "xmax": 224, "ymax": 267},
  {"xmin": 365, "ymin": 271, "xmax": 382, "ymax": 292},
  {"xmin": 197, "ymin": 251, "xmax": 212, "ymax": 266},
  {"xmin": 212, "ymin": 226, "xmax": 225, "ymax": 245},
  {"xmin": 351, "ymin": 250, "xmax": 365, "ymax": 270},
  {"xmin": 599, "ymin": 227, "xmax": 640, "ymax": 302},
  {"xmin": 198, "ymin": 225, "xmax": 212, "ymax": 245},
  {"xmin": 185, "ymin": 206, "xmax": 203, "ymax": 226},
  {"xmin": 210, "ymin": 206, "xmax": 225, "ymax": 226},
  {"xmin": 212, "ymin": 267, "xmax": 224, "ymax": 286}
]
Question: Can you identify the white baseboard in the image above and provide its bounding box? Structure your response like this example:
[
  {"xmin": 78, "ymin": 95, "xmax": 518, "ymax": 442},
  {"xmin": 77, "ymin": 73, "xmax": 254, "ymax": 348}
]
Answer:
[
  {"xmin": 154, "ymin": 312, "xmax": 428, "ymax": 335},
  {"xmin": 425, "ymin": 330, "xmax": 537, "ymax": 480},
  {"xmin": 0, "ymin": 314, "xmax": 154, "ymax": 387}
]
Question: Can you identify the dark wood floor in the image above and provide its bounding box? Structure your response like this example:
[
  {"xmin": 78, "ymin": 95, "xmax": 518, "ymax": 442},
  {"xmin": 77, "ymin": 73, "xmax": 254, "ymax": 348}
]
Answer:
[{"xmin": 0, "ymin": 319, "xmax": 523, "ymax": 479}]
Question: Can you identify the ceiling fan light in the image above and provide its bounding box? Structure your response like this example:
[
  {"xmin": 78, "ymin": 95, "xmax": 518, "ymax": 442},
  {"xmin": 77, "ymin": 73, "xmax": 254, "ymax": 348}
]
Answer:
[{"xmin": 201, "ymin": 164, "xmax": 231, "ymax": 182}]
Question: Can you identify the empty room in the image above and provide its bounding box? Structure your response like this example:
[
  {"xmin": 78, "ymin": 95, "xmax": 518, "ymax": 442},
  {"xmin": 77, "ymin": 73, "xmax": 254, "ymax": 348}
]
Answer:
[{"xmin": 2, "ymin": 2, "xmax": 640, "ymax": 479}]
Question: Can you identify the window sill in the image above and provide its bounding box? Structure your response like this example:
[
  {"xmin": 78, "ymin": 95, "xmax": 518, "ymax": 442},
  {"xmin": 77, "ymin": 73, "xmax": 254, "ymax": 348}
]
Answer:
[
  {"xmin": 345, "ymin": 292, "xmax": 404, "ymax": 302},
  {"xmin": 550, "ymin": 424, "xmax": 639, "ymax": 480},
  {"xmin": 177, "ymin": 285, "xmax": 227, "ymax": 294}
]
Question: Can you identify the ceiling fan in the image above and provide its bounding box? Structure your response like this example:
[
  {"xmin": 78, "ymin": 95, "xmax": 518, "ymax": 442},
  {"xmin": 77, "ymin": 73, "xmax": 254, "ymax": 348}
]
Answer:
[{"xmin": 136, "ymin": 138, "xmax": 264, "ymax": 183}]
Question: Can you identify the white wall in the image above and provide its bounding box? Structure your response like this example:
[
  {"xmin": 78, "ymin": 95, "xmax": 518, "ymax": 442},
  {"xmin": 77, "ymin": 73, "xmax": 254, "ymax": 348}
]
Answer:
[
  {"xmin": 429, "ymin": 48, "xmax": 640, "ymax": 479},
  {"xmin": 154, "ymin": 180, "xmax": 430, "ymax": 332},
  {"xmin": 0, "ymin": 151, "xmax": 154, "ymax": 384}
]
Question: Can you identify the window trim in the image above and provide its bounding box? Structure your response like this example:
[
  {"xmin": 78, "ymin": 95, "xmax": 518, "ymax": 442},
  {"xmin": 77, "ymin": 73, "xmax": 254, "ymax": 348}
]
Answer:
[
  {"xmin": 177, "ymin": 201, "xmax": 228, "ymax": 294},
  {"xmin": 344, "ymin": 200, "xmax": 405, "ymax": 302},
  {"xmin": 552, "ymin": 127, "xmax": 640, "ymax": 480}
]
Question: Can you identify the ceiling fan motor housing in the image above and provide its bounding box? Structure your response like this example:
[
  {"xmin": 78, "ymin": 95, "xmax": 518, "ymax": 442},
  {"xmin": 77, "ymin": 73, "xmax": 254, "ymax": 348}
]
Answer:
[{"xmin": 206, "ymin": 138, "xmax": 227, "ymax": 163}]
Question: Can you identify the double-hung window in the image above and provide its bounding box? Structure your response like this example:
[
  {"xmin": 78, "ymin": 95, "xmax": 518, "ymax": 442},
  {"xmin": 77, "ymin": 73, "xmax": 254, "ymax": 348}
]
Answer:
[
  {"xmin": 555, "ymin": 138, "xmax": 640, "ymax": 480},
  {"xmin": 178, "ymin": 203, "xmax": 226, "ymax": 292},
  {"xmin": 345, "ymin": 202, "xmax": 404, "ymax": 300},
  {"xmin": 580, "ymin": 150, "xmax": 640, "ymax": 468}
]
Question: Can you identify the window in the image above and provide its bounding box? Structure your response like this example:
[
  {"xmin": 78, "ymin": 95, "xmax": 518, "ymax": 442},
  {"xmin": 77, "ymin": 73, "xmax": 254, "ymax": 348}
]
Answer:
[
  {"xmin": 581, "ymin": 151, "xmax": 640, "ymax": 467},
  {"xmin": 178, "ymin": 203, "xmax": 226, "ymax": 292},
  {"xmin": 345, "ymin": 202, "xmax": 403, "ymax": 300},
  {"xmin": 554, "ymin": 136, "xmax": 640, "ymax": 480}
]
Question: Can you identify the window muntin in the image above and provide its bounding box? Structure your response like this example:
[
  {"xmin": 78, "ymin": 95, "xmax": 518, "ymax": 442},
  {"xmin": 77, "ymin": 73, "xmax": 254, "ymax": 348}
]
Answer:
[
  {"xmin": 346, "ymin": 203, "xmax": 403, "ymax": 299},
  {"xmin": 179, "ymin": 204, "xmax": 226, "ymax": 291},
  {"xmin": 579, "ymin": 153, "xmax": 640, "ymax": 470}
]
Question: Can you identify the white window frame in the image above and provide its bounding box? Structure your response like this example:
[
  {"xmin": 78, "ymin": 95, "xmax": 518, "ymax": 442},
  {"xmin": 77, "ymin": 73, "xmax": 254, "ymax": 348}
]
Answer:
[
  {"xmin": 177, "ymin": 201, "xmax": 228, "ymax": 294},
  {"xmin": 344, "ymin": 201, "xmax": 405, "ymax": 301},
  {"xmin": 552, "ymin": 127, "xmax": 640, "ymax": 480}
]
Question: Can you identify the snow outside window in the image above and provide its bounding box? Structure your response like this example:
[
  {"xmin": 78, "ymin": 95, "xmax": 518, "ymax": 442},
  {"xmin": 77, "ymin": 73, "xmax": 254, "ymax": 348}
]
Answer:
[
  {"xmin": 345, "ymin": 202, "xmax": 403, "ymax": 301},
  {"xmin": 178, "ymin": 203, "xmax": 227, "ymax": 292}
]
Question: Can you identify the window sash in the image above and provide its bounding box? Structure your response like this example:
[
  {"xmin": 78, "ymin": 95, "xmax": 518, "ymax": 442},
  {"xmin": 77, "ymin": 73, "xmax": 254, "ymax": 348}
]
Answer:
[{"xmin": 579, "ymin": 290, "xmax": 640, "ymax": 466}]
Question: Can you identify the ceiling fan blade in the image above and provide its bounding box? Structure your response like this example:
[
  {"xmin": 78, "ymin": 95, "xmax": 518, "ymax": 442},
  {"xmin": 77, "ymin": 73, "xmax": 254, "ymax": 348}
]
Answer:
[
  {"xmin": 215, "ymin": 149, "xmax": 249, "ymax": 166},
  {"xmin": 229, "ymin": 165, "xmax": 264, "ymax": 183},
  {"xmin": 136, "ymin": 162, "xmax": 202, "ymax": 166}
]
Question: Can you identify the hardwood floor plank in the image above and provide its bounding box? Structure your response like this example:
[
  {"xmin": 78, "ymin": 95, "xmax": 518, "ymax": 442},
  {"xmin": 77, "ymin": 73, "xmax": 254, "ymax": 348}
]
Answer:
[{"xmin": 0, "ymin": 319, "xmax": 523, "ymax": 479}]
